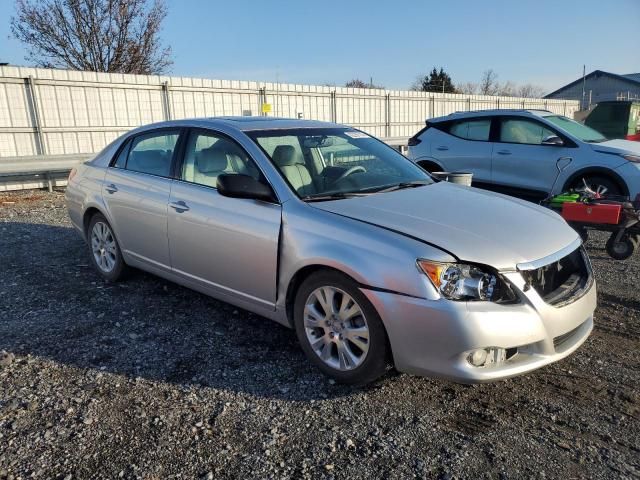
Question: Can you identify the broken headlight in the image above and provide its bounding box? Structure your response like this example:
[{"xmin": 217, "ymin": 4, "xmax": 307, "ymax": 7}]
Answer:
[{"xmin": 417, "ymin": 260, "xmax": 518, "ymax": 303}]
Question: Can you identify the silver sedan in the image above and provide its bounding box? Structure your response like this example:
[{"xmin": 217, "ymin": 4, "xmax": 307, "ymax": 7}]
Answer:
[{"xmin": 66, "ymin": 117, "xmax": 596, "ymax": 385}]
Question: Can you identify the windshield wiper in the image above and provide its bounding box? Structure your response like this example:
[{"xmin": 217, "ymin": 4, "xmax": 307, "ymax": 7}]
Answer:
[
  {"xmin": 371, "ymin": 180, "xmax": 432, "ymax": 194},
  {"xmin": 301, "ymin": 192, "xmax": 373, "ymax": 202}
]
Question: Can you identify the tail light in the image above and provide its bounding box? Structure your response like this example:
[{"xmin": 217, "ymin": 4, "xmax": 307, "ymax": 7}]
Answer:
[
  {"xmin": 68, "ymin": 167, "xmax": 77, "ymax": 181},
  {"xmin": 625, "ymin": 133, "xmax": 640, "ymax": 142}
]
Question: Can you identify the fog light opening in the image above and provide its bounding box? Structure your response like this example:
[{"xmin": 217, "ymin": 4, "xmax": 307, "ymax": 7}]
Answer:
[{"xmin": 467, "ymin": 347, "xmax": 511, "ymax": 367}]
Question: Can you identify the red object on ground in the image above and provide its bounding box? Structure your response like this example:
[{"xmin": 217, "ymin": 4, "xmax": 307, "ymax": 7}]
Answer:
[{"xmin": 561, "ymin": 202, "xmax": 622, "ymax": 225}]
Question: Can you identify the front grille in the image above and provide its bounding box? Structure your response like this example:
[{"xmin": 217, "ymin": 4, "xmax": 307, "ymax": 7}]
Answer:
[{"xmin": 523, "ymin": 247, "xmax": 592, "ymax": 307}]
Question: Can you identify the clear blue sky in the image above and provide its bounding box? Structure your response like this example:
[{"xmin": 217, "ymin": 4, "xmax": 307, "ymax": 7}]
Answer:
[{"xmin": 0, "ymin": 0, "xmax": 638, "ymax": 93}]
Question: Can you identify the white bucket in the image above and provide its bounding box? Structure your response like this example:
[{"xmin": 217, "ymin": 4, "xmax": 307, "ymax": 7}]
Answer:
[{"xmin": 431, "ymin": 171, "xmax": 473, "ymax": 187}]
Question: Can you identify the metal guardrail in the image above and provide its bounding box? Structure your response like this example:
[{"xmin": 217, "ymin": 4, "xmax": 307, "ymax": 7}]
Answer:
[
  {"xmin": 0, "ymin": 137, "xmax": 410, "ymax": 192},
  {"xmin": 0, "ymin": 153, "xmax": 91, "ymax": 192}
]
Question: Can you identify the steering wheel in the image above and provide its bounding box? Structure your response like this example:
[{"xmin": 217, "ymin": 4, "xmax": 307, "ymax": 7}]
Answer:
[{"xmin": 333, "ymin": 166, "xmax": 366, "ymax": 184}]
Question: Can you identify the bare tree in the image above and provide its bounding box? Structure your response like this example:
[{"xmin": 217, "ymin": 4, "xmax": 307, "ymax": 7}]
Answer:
[
  {"xmin": 516, "ymin": 83, "xmax": 547, "ymax": 98},
  {"xmin": 11, "ymin": 0, "xmax": 172, "ymax": 74},
  {"xmin": 345, "ymin": 78, "xmax": 384, "ymax": 89},
  {"xmin": 456, "ymin": 81, "xmax": 478, "ymax": 95},
  {"xmin": 479, "ymin": 69, "xmax": 499, "ymax": 96},
  {"xmin": 497, "ymin": 80, "xmax": 517, "ymax": 97}
]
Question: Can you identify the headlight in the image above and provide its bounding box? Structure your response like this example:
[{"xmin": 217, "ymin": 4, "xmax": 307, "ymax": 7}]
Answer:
[
  {"xmin": 622, "ymin": 154, "xmax": 640, "ymax": 163},
  {"xmin": 417, "ymin": 260, "xmax": 518, "ymax": 303}
]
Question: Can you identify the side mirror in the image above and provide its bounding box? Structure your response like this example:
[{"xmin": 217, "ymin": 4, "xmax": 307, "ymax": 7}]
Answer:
[
  {"xmin": 216, "ymin": 174, "xmax": 276, "ymax": 202},
  {"xmin": 542, "ymin": 135, "xmax": 564, "ymax": 146}
]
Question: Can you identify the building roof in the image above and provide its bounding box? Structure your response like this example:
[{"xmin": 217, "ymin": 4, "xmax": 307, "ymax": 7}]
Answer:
[{"xmin": 544, "ymin": 70, "xmax": 640, "ymax": 98}]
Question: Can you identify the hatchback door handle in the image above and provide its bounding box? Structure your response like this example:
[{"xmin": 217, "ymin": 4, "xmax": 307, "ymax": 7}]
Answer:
[
  {"xmin": 169, "ymin": 200, "xmax": 190, "ymax": 213},
  {"xmin": 105, "ymin": 183, "xmax": 118, "ymax": 194},
  {"xmin": 436, "ymin": 146, "xmax": 449, "ymax": 151},
  {"xmin": 497, "ymin": 150, "xmax": 512, "ymax": 155}
]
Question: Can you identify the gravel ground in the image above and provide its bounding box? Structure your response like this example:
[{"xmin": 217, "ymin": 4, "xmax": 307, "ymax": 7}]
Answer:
[{"xmin": 0, "ymin": 189, "xmax": 639, "ymax": 480}]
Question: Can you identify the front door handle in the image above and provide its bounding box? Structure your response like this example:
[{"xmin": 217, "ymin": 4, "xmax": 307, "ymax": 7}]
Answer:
[
  {"xmin": 105, "ymin": 183, "xmax": 118, "ymax": 194},
  {"xmin": 496, "ymin": 150, "xmax": 512, "ymax": 155},
  {"xmin": 436, "ymin": 146, "xmax": 449, "ymax": 151},
  {"xmin": 169, "ymin": 200, "xmax": 190, "ymax": 213}
]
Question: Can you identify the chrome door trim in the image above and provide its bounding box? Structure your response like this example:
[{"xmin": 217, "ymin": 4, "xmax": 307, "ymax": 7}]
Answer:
[{"xmin": 172, "ymin": 267, "xmax": 276, "ymax": 308}]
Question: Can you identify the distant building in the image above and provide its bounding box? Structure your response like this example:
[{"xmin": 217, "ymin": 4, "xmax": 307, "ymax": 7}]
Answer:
[{"xmin": 545, "ymin": 70, "xmax": 640, "ymax": 109}]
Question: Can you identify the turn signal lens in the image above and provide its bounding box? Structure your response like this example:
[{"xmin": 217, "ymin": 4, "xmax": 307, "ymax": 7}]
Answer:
[
  {"xmin": 417, "ymin": 260, "xmax": 445, "ymax": 288},
  {"xmin": 68, "ymin": 167, "xmax": 77, "ymax": 181}
]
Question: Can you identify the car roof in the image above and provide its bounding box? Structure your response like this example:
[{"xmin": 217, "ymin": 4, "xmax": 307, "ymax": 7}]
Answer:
[
  {"xmin": 131, "ymin": 116, "xmax": 343, "ymax": 133},
  {"xmin": 427, "ymin": 109, "xmax": 557, "ymax": 123}
]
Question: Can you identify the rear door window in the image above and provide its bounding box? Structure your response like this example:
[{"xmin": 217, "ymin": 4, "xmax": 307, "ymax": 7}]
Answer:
[
  {"xmin": 125, "ymin": 131, "xmax": 180, "ymax": 177},
  {"xmin": 448, "ymin": 119, "xmax": 491, "ymax": 141}
]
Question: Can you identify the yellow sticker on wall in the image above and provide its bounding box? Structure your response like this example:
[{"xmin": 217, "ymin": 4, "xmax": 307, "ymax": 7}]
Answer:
[{"xmin": 261, "ymin": 103, "xmax": 272, "ymax": 113}]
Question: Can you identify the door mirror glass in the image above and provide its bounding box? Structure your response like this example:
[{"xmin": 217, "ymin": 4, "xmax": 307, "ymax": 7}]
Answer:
[
  {"xmin": 216, "ymin": 174, "xmax": 275, "ymax": 202},
  {"xmin": 542, "ymin": 135, "xmax": 564, "ymax": 146}
]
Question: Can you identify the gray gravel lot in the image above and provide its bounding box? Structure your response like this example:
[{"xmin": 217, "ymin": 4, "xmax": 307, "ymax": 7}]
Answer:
[{"xmin": 0, "ymin": 189, "xmax": 639, "ymax": 480}]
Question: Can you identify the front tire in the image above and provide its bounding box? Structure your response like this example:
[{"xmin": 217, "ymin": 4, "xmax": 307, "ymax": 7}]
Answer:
[
  {"xmin": 87, "ymin": 213, "xmax": 128, "ymax": 281},
  {"xmin": 293, "ymin": 271, "xmax": 390, "ymax": 385},
  {"xmin": 569, "ymin": 175, "xmax": 622, "ymax": 197}
]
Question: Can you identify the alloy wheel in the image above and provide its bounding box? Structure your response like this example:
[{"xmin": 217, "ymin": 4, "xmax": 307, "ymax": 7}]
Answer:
[
  {"xmin": 90, "ymin": 221, "xmax": 117, "ymax": 273},
  {"xmin": 303, "ymin": 286, "xmax": 370, "ymax": 371}
]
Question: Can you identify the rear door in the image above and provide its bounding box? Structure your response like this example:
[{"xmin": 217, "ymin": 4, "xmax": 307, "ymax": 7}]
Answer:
[
  {"xmin": 167, "ymin": 128, "xmax": 281, "ymax": 309},
  {"xmin": 491, "ymin": 116, "xmax": 571, "ymax": 200},
  {"xmin": 430, "ymin": 117, "xmax": 494, "ymax": 185},
  {"xmin": 102, "ymin": 128, "xmax": 182, "ymax": 272}
]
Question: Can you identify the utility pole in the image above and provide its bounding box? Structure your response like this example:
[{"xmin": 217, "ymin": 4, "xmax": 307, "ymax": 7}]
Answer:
[{"xmin": 581, "ymin": 65, "xmax": 586, "ymax": 110}]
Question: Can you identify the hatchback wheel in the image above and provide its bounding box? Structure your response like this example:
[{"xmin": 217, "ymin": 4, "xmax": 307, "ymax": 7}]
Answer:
[
  {"xmin": 294, "ymin": 271, "xmax": 389, "ymax": 385},
  {"xmin": 570, "ymin": 175, "xmax": 621, "ymax": 197},
  {"xmin": 87, "ymin": 213, "xmax": 128, "ymax": 281}
]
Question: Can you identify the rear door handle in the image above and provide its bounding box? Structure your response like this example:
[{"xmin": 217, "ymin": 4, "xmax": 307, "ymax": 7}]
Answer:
[
  {"xmin": 436, "ymin": 146, "xmax": 449, "ymax": 151},
  {"xmin": 105, "ymin": 183, "xmax": 118, "ymax": 194},
  {"xmin": 169, "ymin": 200, "xmax": 190, "ymax": 213},
  {"xmin": 497, "ymin": 150, "xmax": 512, "ymax": 155}
]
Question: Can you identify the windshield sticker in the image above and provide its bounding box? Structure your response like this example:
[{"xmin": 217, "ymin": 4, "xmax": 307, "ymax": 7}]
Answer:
[{"xmin": 344, "ymin": 131, "xmax": 369, "ymax": 139}]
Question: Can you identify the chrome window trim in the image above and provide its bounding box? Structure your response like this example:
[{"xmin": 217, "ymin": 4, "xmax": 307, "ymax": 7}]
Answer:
[{"xmin": 516, "ymin": 237, "xmax": 583, "ymax": 271}]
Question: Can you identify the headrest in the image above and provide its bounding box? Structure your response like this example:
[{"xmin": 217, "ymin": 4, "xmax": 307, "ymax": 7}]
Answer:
[
  {"xmin": 196, "ymin": 147, "xmax": 228, "ymax": 173},
  {"xmin": 272, "ymin": 145, "xmax": 302, "ymax": 167}
]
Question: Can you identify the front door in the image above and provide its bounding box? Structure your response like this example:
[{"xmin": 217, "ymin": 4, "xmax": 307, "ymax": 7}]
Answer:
[
  {"xmin": 167, "ymin": 129, "xmax": 281, "ymax": 308},
  {"xmin": 491, "ymin": 117, "xmax": 571, "ymax": 200}
]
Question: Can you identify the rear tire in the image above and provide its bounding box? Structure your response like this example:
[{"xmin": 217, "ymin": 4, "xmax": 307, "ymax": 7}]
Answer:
[
  {"xmin": 417, "ymin": 161, "xmax": 441, "ymax": 173},
  {"xmin": 293, "ymin": 271, "xmax": 390, "ymax": 385},
  {"xmin": 605, "ymin": 232, "xmax": 639, "ymax": 260},
  {"xmin": 87, "ymin": 213, "xmax": 128, "ymax": 282}
]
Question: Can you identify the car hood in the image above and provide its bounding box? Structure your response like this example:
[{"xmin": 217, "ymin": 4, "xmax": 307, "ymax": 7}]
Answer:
[
  {"xmin": 312, "ymin": 182, "xmax": 579, "ymax": 271},
  {"xmin": 590, "ymin": 139, "xmax": 640, "ymax": 156}
]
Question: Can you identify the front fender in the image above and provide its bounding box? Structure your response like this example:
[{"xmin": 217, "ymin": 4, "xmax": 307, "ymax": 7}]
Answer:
[{"xmin": 277, "ymin": 201, "xmax": 455, "ymax": 312}]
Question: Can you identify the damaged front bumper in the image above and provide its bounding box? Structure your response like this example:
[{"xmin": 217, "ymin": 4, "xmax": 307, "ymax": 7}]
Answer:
[{"xmin": 361, "ymin": 253, "xmax": 596, "ymax": 383}]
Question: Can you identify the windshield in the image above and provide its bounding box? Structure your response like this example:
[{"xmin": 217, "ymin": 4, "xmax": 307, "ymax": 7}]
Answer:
[
  {"xmin": 248, "ymin": 128, "xmax": 432, "ymax": 200},
  {"xmin": 544, "ymin": 115, "xmax": 607, "ymax": 143}
]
